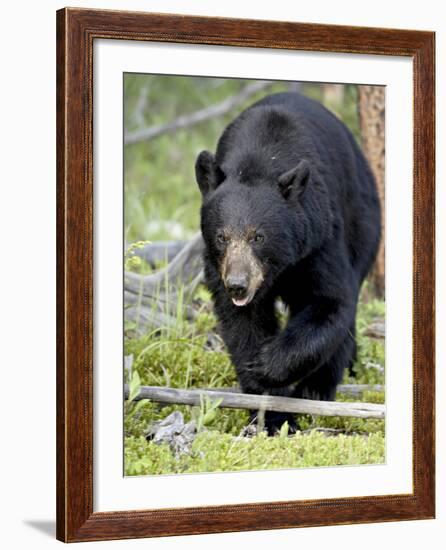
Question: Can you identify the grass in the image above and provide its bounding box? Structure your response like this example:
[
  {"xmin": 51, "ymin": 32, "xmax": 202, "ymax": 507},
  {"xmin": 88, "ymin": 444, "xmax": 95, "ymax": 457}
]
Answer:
[
  {"xmin": 124, "ymin": 283, "xmax": 385, "ymax": 475},
  {"xmin": 125, "ymin": 431, "xmax": 385, "ymax": 476}
]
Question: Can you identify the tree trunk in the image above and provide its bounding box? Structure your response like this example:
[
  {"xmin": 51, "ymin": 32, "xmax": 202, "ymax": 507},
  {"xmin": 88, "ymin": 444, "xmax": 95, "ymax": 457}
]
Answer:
[{"xmin": 358, "ymin": 85, "xmax": 386, "ymax": 298}]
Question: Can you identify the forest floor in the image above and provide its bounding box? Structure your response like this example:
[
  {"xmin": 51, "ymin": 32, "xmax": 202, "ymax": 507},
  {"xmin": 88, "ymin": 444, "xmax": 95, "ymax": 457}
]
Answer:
[{"xmin": 124, "ymin": 282, "xmax": 385, "ymax": 476}]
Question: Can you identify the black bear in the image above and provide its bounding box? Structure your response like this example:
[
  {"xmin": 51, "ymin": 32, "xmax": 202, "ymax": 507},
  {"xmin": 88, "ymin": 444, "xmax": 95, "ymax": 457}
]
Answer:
[{"xmin": 195, "ymin": 92, "xmax": 381, "ymax": 434}]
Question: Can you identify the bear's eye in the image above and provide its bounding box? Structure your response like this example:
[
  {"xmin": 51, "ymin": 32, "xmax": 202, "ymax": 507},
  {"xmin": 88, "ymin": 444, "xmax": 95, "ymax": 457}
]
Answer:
[
  {"xmin": 252, "ymin": 233, "xmax": 264, "ymax": 244},
  {"xmin": 216, "ymin": 233, "xmax": 228, "ymax": 244}
]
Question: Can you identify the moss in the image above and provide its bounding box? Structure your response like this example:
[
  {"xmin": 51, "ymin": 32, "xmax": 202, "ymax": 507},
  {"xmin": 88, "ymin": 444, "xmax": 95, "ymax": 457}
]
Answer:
[
  {"xmin": 123, "ymin": 283, "xmax": 385, "ymax": 473},
  {"xmin": 125, "ymin": 430, "xmax": 385, "ymax": 476}
]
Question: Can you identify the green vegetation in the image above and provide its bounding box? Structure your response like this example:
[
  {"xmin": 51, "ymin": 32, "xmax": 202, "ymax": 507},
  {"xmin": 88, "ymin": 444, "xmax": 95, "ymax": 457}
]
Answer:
[
  {"xmin": 123, "ymin": 75, "xmax": 384, "ymax": 476},
  {"xmin": 124, "ymin": 76, "xmax": 360, "ymax": 243},
  {"xmin": 124, "ymin": 284, "xmax": 385, "ymax": 476},
  {"xmin": 125, "ymin": 431, "xmax": 384, "ymax": 476}
]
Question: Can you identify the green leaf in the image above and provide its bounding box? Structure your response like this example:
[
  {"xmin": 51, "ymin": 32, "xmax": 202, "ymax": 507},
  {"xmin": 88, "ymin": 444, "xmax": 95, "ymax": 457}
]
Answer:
[
  {"xmin": 127, "ymin": 399, "xmax": 149, "ymax": 420},
  {"xmin": 203, "ymin": 410, "xmax": 217, "ymax": 425},
  {"xmin": 132, "ymin": 399, "xmax": 149, "ymax": 415},
  {"xmin": 128, "ymin": 370, "xmax": 141, "ymax": 402},
  {"xmin": 209, "ymin": 397, "xmax": 223, "ymax": 411}
]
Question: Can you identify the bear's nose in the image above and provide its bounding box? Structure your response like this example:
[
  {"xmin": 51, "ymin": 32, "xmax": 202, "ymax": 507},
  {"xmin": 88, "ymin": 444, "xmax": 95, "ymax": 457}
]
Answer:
[{"xmin": 226, "ymin": 275, "xmax": 248, "ymax": 295}]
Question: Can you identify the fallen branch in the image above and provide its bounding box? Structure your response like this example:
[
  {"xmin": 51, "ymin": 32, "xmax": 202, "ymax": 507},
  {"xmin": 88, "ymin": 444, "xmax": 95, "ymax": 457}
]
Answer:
[
  {"xmin": 125, "ymin": 233, "xmax": 204, "ymax": 296},
  {"xmin": 337, "ymin": 384, "xmax": 383, "ymax": 396},
  {"xmin": 364, "ymin": 321, "xmax": 385, "ymax": 339},
  {"xmin": 206, "ymin": 384, "xmax": 384, "ymax": 397},
  {"xmin": 124, "ymin": 233, "xmax": 204, "ymax": 335},
  {"xmin": 134, "ymin": 240, "xmax": 188, "ymax": 267},
  {"xmin": 124, "ymin": 385, "xmax": 385, "ymax": 419},
  {"xmin": 125, "ymin": 81, "xmax": 274, "ymax": 145}
]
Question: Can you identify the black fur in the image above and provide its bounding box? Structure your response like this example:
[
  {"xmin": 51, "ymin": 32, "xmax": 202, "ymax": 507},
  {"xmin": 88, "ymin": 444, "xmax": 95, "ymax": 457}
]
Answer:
[{"xmin": 196, "ymin": 92, "xmax": 381, "ymax": 434}]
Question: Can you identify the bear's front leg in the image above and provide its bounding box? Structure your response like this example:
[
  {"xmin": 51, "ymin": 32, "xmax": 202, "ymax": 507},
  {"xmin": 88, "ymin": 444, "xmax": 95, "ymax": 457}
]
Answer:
[
  {"xmin": 212, "ymin": 290, "xmax": 279, "ymax": 395},
  {"xmin": 248, "ymin": 296, "xmax": 356, "ymax": 388}
]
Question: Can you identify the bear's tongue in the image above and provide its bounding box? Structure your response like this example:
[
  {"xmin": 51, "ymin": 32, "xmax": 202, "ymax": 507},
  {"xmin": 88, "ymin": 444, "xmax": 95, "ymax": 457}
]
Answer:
[{"xmin": 232, "ymin": 296, "xmax": 250, "ymax": 307}]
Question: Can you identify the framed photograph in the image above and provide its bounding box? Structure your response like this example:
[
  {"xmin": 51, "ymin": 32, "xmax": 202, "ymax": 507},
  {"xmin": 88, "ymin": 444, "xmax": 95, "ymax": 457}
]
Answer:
[{"xmin": 56, "ymin": 8, "xmax": 435, "ymax": 542}]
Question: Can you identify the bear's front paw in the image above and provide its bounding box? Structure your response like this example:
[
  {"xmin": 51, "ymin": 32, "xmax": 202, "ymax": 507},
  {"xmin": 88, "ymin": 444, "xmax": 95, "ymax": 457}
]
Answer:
[
  {"xmin": 237, "ymin": 366, "xmax": 268, "ymax": 395},
  {"xmin": 246, "ymin": 340, "xmax": 290, "ymax": 388}
]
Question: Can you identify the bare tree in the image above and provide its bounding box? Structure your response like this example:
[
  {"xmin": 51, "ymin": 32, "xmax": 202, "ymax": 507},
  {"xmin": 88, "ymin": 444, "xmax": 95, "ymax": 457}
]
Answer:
[{"xmin": 358, "ymin": 85, "xmax": 386, "ymax": 298}]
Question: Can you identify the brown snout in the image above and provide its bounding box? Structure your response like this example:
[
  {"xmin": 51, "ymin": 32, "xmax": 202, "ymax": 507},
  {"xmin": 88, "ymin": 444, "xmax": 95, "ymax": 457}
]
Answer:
[{"xmin": 221, "ymin": 241, "xmax": 264, "ymax": 306}]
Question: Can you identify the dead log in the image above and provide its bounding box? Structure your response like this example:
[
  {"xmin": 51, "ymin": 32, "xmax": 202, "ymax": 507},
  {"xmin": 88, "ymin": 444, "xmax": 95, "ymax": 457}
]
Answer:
[
  {"xmin": 133, "ymin": 240, "xmax": 187, "ymax": 267},
  {"xmin": 125, "ymin": 232, "xmax": 204, "ymax": 294},
  {"xmin": 124, "ymin": 385, "xmax": 385, "ymax": 419},
  {"xmin": 124, "ymin": 233, "xmax": 205, "ymax": 335},
  {"xmin": 207, "ymin": 384, "xmax": 384, "ymax": 397},
  {"xmin": 364, "ymin": 321, "xmax": 385, "ymax": 339},
  {"xmin": 124, "ymin": 306, "xmax": 178, "ymax": 335},
  {"xmin": 124, "ymin": 290, "xmax": 197, "ymax": 321},
  {"xmin": 337, "ymin": 384, "xmax": 383, "ymax": 396}
]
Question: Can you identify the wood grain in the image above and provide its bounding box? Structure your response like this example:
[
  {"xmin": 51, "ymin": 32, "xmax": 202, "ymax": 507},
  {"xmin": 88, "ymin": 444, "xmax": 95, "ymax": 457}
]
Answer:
[{"xmin": 56, "ymin": 7, "xmax": 435, "ymax": 542}]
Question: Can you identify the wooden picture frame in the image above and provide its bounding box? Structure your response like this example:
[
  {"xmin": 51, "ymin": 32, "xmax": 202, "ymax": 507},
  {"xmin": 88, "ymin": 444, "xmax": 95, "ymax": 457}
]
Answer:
[{"xmin": 56, "ymin": 7, "xmax": 435, "ymax": 542}]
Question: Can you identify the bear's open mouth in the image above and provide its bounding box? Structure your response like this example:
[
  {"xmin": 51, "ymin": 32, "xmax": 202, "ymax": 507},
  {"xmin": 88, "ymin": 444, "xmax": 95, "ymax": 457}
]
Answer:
[{"xmin": 231, "ymin": 293, "xmax": 254, "ymax": 307}]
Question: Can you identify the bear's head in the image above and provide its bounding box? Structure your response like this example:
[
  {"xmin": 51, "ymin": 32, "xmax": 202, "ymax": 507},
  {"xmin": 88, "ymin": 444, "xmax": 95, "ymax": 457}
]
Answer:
[{"xmin": 195, "ymin": 150, "xmax": 328, "ymax": 307}]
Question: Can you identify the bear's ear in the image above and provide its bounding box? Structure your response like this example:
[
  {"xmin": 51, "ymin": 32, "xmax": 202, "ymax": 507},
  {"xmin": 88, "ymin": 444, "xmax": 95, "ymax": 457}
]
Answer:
[
  {"xmin": 195, "ymin": 151, "xmax": 225, "ymax": 197},
  {"xmin": 278, "ymin": 159, "xmax": 311, "ymax": 200}
]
